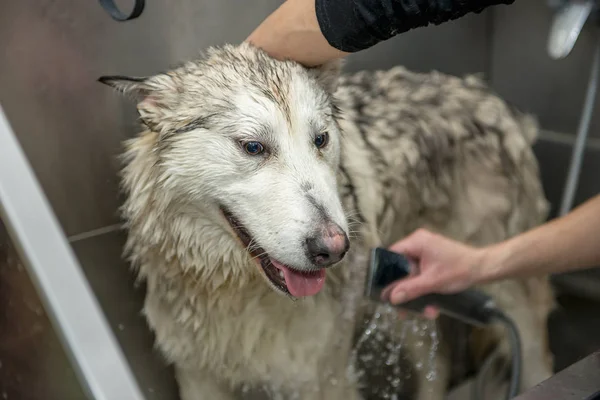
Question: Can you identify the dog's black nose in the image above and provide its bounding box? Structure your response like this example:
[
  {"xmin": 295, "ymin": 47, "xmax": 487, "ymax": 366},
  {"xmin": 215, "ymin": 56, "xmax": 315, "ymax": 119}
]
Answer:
[{"xmin": 305, "ymin": 223, "xmax": 350, "ymax": 267}]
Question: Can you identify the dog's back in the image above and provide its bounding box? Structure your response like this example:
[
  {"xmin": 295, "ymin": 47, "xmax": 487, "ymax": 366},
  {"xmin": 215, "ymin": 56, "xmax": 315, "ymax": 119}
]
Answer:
[{"xmin": 335, "ymin": 66, "xmax": 554, "ymax": 397}]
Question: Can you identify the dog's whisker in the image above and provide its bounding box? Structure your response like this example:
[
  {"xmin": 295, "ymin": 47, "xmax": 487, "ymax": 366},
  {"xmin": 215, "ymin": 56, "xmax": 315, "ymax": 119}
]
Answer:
[
  {"xmin": 245, "ymin": 238, "xmax": 257, "ymax": 251},
  {"xmin": 347, "ymin": 217, "xmax": 362, "ymax": 223},
  {"xmin": 347, "ymin": 224, "xmax": 364, "ymax": 231},
  {"xmin": 346, "ymin": 216, "xmax": 365, "ymax": 225},
  {"xmin": 251, "ymin": 251, "xmax": 269, "ymax": 260}
]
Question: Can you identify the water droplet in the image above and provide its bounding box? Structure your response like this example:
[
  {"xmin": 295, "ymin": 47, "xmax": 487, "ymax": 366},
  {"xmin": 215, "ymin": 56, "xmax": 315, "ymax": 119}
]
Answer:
[{"xmin": 426, "ymin": 321, "xmax": 440, "ymax": 382}]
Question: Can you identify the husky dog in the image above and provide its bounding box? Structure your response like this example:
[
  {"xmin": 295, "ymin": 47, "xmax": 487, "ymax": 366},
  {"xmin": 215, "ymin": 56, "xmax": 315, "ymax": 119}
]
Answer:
[{"xmin": 99, "ymin": 42, "xmax": 554, "ymax": 400}]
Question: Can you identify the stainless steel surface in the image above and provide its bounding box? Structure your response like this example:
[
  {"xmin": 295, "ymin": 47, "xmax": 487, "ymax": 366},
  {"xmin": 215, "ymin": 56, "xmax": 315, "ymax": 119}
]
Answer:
[
  {"xmin": 558, "ymin": 34, "xmax": 600, "ymax": 216},
  {"xmin": 344, "ymin": 10, "xmax": 491, "ymax": 75},
  {"xmin": 0, "ymin": 106, "xmax": 146, "ymax": 400},
  {"xmin": 514, "ymin": 351, "xmax": 600, "ymax": 400},
  {"xmin": 491, "ymin": 1, "xmax": 600, "ymax": 137},
  {"xmin": 532, "ymin": 134, "xmax": 600, "ymax": 216}
]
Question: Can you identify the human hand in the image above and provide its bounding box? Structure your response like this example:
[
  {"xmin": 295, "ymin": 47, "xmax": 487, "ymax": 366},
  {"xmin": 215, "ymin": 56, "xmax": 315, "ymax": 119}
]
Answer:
[{"xmin": 382, "ymin": 229, "xmax": 486, "ymax": 319}]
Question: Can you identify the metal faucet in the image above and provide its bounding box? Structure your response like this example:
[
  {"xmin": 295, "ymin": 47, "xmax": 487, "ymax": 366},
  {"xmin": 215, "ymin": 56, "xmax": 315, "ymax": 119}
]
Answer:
[
  {"xmin": 547, "ymin": 0, "xmax": 600, "ymax": 216},
  {"xmin": 547, "ymin": 0, "xmax": 599, "ymax": 59}
]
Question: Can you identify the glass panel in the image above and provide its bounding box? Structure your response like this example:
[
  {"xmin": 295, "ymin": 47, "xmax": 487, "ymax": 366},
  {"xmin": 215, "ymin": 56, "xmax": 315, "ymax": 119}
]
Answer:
[{"xmin": 0, "ymin": 220, "xmax": 87, "ymax": 400}]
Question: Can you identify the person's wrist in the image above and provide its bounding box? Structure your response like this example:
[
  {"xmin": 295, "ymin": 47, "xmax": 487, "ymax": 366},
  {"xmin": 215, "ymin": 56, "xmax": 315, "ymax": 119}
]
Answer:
[{"xmin": 474, "ymin": 242, "xmax": 510, "ymax": 284}]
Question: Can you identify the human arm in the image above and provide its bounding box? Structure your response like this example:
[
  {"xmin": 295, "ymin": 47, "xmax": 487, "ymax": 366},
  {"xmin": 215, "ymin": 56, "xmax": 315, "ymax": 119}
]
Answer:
[
  {"xmin": 387, "ymin": 194, "xmax": 600, "ymax": 307},
  {"xmin": 246, "ymin": 0, "xmax": 347, "ymax": 68},
  {"xmin": 246, "ymin": 0, "xmax": 516, "ymax": 67}
]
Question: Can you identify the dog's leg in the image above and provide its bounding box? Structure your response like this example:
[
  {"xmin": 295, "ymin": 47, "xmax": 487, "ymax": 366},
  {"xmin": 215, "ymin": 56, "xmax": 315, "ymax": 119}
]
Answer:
[
  {"xmin": 307, "ymin": 379, "xmax": 363, "ymax": 400},
  {"xmin": 310, "ymin": 321, "xmax": 364, "ymax": 400},
  {"xmin": 518, "ymin": 282, "xmax": 554, "ymax": 391},
  {"xmin": 502, "ymin": 304, "xmax": 554, "ymax": 391},
  {"xmin": 175, "ymin": 367, "xmax": 236, "ymax": 400},
  {"xmin": 314, "ymin": 343, "xmax": 364, "ymax": 400}
]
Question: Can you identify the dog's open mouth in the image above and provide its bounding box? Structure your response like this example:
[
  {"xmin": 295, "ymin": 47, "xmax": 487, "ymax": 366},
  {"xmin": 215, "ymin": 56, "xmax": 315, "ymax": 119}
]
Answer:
[{"xmin": 221, "ymin": 207, "xmax": 326, "ymax": 297}]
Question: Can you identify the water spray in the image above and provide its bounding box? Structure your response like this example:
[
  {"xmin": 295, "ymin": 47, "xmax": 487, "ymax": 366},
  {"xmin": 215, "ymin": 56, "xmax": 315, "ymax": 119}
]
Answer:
[{"xmin": 364, "ymin": 247, "xmax": 522, "ymax": 400}]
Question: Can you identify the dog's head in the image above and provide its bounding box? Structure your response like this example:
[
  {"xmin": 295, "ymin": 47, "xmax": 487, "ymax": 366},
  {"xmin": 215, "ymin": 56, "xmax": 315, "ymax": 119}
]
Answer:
[{"xmin": 100, "ymin": 43, "xmax": 349, "ymax": 297}]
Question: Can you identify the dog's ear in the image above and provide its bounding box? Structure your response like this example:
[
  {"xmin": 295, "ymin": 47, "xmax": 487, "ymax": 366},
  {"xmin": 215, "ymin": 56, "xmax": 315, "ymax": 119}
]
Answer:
[
  {"xmin": 308, "ymin": 59, "xmax": 344, "ymax": 94},
  {"xmin": 99, "ymin": 74, "xmax": 179, "ymax": 132},
  {"xmin": 98, "ymin": 75, "xmax": 153, "ymax": 100}
]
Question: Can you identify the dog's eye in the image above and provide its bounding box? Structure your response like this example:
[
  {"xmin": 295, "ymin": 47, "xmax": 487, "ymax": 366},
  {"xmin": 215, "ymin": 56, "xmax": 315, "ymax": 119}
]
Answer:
[
  {"xmin": 314, "ymin": 133, "xmax": 329, "ymax": 149},
  {"xmin": 242, "ymin": 141, "xmax": 265, "ymax": 156}
]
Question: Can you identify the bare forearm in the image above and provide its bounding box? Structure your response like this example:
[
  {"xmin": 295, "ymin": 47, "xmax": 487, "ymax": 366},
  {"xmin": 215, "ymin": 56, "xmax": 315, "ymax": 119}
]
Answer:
[
  {"xmin": 480, "ymin": 195, "xmax": 600, "ymax": 282},
  {"xmin": 246, "ymin": 0, "xmax": 516, "ymax": 67},
  {"xmin": 246, "ymin": 0, "xmax": 347, "ymax": 67}
]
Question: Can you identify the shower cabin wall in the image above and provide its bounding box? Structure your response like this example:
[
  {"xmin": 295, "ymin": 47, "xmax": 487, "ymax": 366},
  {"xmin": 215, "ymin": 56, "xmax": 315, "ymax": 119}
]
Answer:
[
  {"xmin": 489, "ymin": 0, "xmax": 600, "ymax": 217},
  {"xmin": 0, "ymin": 1, "xmax": 491, "ymax": 399},
  {"xmin": 2, "ymin": 0, "xmax": 599, "ymax": 398},
  {"xmin": 488, "ymin": 1, "xmax": 600, "ymax": 372}
]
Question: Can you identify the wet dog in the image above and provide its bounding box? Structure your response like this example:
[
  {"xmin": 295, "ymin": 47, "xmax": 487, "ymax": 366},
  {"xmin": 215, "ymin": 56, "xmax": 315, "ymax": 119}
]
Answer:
[{"xmin": 100, "ymin": 42, "xmax": 554, "ymax": 399}]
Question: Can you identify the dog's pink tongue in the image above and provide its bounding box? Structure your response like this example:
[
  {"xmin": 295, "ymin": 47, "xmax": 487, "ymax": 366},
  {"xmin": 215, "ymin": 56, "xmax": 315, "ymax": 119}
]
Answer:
[{"xmin": 271, "ymin": 260, "xmax": 326, "ymax": 297}]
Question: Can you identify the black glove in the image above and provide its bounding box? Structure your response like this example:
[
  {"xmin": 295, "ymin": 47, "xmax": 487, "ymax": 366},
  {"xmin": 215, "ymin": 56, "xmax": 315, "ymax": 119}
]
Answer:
[{"xmin": 316, "ymin": 0, "xmax": 515, "ymax": 52}]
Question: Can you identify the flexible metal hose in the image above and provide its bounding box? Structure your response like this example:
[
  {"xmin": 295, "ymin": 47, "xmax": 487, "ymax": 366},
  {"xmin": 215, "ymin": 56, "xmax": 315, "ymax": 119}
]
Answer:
[{"xmin": 472, "ymin": 310, "xmax": 522, "ymax": 400}]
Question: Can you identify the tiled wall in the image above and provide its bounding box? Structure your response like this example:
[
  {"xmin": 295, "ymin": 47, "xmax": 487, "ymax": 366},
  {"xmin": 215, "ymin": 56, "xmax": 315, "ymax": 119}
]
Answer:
[{"xmin": 1, "ymin": 1, "xmax": 599, "ymax": 399}]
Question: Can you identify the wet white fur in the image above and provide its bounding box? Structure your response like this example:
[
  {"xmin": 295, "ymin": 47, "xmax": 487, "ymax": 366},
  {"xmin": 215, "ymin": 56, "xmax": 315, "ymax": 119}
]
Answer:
[{"xmin": 102, "ymin": 43, "xmax": 555, "ymax": 400}]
